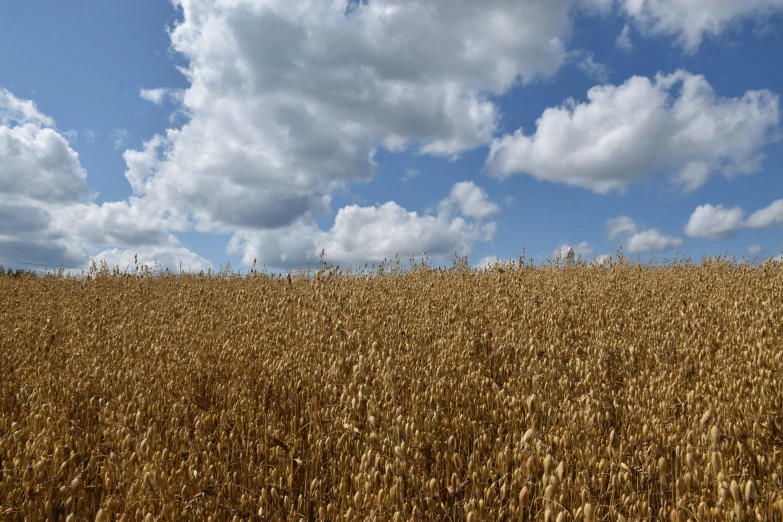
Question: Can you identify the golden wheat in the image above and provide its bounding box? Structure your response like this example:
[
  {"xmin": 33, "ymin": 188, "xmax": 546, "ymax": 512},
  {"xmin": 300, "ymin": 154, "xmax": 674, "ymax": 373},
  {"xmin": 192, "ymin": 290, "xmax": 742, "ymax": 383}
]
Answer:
[{"xmin": 0, "ymin": 255, "xmax": 781, "ymax": 521}]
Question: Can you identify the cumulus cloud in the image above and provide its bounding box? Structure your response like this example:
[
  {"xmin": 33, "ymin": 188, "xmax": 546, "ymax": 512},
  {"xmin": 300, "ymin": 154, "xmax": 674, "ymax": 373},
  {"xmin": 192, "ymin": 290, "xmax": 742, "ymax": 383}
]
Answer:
[
  {"xmin": 0, "ymin": 88, "xmax": 55, "ymax": 127},
  {"xmin": 607, "ymin": 215, "xmax": 638, "ymax": 240},
  {"xmin": 139, "ymin": 88, "xmax": 185, "ymax": 105},
  {"xmin": 0, "ymin": 87, "xmax": 207, "ymax": 271},
  {"xmin": 115, "ymin": 0, "xmax": 599, "ymax": 238},
  {"xmin": 744, "ymin": 199, "xmax": 783, "ymax": 228},
  {"xmin": 92, "ymin": 246, "xmax": 212, "ymax": 274},
  {"xmin": 0, "ymin": 200, "xmax": 90, "ymax": 269},
  {"xmin": 626, "ymin": 229, "xmax": 683, "ymax": 253},
  {"xmin": 616, "ymin": 0, "xmax": 783, "ymax": 53},
  {"xmin": 486, "ymin": 70, "xmax": 780, "ymax": 194},
  {"xmin": 1, "ymin": 124, "xmax": 88, "ymax": 204},
  {"xmin": 227, "ymin": 181, "xmax": 499, "ymax": 269},
  {"xmin": 0, "ymin": 88, "xmax": 92, "ymax": 268},
  {"xmin": 319, "ymin": 202, "xmax": 495, "ymax": 265},
  {"xmin": 474, "ymin": 255, "xmax": 499, "ymax": 269},
  {"xmin": 139, "ymin": 88, "xmax": 167, "ymax": 105},
  {"xmin": 443, "ymin": 181, "xmax": 500, "ymax": 219},
  {"xmin": 56, "ymin": 199, "xmax": 184, "ymax": 249},
  {"xmin": 607, "ymin": 216, "xmax": 682, "ymax": 253},
  {"xmin": 683, "ymin": 199, "xmax": 783, "ymax": 240},
  {"xmin": 748, "ymin": 244, "xmax": 763, "ymax": 256},
  {"xmin": 683, "ymin": 203, "xmax": 745, "ymax": 239},
  {"xmin": 0, "ymin": 89, "xmax": 88, "ymax": 206}
]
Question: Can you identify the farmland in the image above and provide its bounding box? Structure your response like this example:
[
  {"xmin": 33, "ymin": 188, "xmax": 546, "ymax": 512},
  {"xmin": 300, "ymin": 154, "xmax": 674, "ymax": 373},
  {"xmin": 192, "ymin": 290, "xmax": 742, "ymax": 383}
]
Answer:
[{"xmin": 1, "ymin": 257, "xmax": 782, "ymax": 521}]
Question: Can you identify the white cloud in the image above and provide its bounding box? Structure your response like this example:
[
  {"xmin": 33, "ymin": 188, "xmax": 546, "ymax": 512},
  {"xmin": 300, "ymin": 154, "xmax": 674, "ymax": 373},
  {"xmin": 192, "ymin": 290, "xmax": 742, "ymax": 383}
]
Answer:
[
  {"xmin": 474, "ymin": 255, "xmax": 499, "ymax": 269},
  {"xmin": 744, "ymin": 199, "xmax": 783, "ymax": 228},
  {"xmin": 615, "ymin": 23, "xmax": 633, "ymax": 53},
  {"xmin": 139, "ymin": 88, "xmax": 185, "ymax": 105},
  {"xmin": 228, "ymin": 208, "xmax": 496, "ymax": 270},
  {"xmin": 118, "ymin": 0, "xmax": 591, "ymax": 239},
  {"xmin": 607, "ymin": 215, "xmax": 637, "ymax": 240},
  {"xmin": 576, "ymin": 53, "xmax": 610, "ymax": 82},
  {"xmin": 0, "ymin": 88, "xmax": 92, "ymax": 268},
  {"xmin": 748, "ymin": 244, "xmax": 763, "ymax": 256},
  {"xmin": 607, "ymin": 215, "xmax": 682, "ymax": 252},
  {"xmin": 626, "ymin": 229, "xmax": 683, "ymax": 253},
  {"xmin": 443, "ymin": 181, "xmax": 500, "ymax": 219},
  {"xmin": 674, "ymin": 162, "xmax": 713, "ymax": 194},
  {"xmin": 0, "ymin": 87, "xmax": 207, "ymax": 272},
  {"xmin": 486, "ymin": 70, "xmax": 780, "ymax": 194},
  {"xmin": 227, "ymin": 181, "xmax": 498, "ymax": 269},
  {"xmin": 473, "ymin": 256, "xmax": 517, "ymax": 269},
  {"xmin": 92, "ymin": 246, "xmax": 212, "ymax": 274},
  {"xmin": 682, "ymin": 199, "xmax": 783, "ymax": 241},
  {"xmin": 1, "ymin": 123, "xmax": 88, "ymax": 204},
  {"xmin": 55, "ymin": 199, "xmax": 184, "ymax": 249},
  {"xmin": 139, "ymin": 88, "xmax": 167, "ymax": 105},
  {"xmin": 616, "ymin": 0, "xmax": 783, "ymax": 53},
  {"xmin": 683, "ymin": 203, "xmax": 745, "ymax": 239},
  {"xmin": 0, "ymin": 88, "xmax": 54, "ymax": 127},
  {"xmin": 318, "ymin": 202, "xmax": 495, "ymax": 265},
  {"xmin": 85, "ymin": 130, "xmax": 97, "ymax": 143},
  {"xmin": 0, "ymin": 197, "xmax": 90, "ymax": 269},
  {"xmin": 122, "ymin": 135, "xmax": 168, "ymax": 196}
]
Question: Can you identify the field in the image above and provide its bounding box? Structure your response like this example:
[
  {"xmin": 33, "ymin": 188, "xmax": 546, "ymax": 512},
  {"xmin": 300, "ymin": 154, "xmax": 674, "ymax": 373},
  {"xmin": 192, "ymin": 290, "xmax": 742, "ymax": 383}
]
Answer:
[{"xmin": 1, "ymin": 257, "xmax": 782, "ymax": 521}]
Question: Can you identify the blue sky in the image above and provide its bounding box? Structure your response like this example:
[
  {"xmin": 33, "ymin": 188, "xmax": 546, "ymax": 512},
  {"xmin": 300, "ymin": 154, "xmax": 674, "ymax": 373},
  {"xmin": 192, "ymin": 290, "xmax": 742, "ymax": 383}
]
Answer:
[{"xmin": 1, "ymin": 0, "xmax": 781, "ymax": 274}]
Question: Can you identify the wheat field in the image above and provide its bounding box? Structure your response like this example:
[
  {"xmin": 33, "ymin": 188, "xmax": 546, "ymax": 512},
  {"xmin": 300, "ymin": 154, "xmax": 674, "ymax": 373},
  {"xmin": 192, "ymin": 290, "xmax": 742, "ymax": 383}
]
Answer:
[{"xmin": 1, "ymin": 256, "xmax": 781, "ymax": 521}]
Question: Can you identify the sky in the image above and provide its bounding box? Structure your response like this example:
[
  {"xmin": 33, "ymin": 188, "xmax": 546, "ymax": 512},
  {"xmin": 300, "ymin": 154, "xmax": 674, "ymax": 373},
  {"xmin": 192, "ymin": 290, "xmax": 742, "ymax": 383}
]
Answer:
[{"xmin": 1, "ymin": 0, "xmax": 782, "ymax": 274}]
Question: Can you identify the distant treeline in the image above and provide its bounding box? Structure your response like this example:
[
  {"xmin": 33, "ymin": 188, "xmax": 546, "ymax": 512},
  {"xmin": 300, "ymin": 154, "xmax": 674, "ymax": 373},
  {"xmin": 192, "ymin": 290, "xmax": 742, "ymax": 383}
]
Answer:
[{"xmin": 0, "ymin": 266, "xmax": 38, "ymax": 278}]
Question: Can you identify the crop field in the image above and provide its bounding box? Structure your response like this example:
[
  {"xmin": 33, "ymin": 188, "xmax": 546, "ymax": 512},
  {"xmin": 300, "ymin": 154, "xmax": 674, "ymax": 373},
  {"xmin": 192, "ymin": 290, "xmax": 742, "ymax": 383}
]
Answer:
[{"xmin": 0, "ymin": 257, "xmax": 782, "ymax": 521}]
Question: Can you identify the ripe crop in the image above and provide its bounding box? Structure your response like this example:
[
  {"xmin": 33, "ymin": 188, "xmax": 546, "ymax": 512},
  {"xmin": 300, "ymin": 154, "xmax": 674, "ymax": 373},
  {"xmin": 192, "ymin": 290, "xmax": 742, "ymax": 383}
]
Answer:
[{"xmin": 1, "ymin": 255, "xmax": 781, "ymax": 521}]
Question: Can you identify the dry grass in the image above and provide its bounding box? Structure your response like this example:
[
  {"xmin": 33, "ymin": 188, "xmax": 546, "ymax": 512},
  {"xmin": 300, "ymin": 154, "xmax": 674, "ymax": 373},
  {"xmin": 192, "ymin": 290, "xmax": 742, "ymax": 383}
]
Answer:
[{"xmin": 1, "ymin": 255, "xmax": 782, "ymax": 521}]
